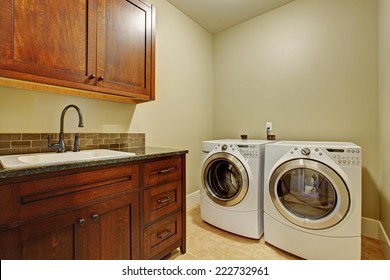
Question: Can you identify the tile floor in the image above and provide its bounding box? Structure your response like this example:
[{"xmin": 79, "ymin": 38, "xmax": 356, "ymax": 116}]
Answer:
[{"xmin": 168, "ymin": 204, "xmax": 385, "ymax": 260}]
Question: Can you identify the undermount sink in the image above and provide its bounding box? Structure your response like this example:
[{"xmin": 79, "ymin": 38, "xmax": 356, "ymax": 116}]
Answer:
[{"xmin": 0, "ymin": 149, "xmax": 135, "ymax": 169}]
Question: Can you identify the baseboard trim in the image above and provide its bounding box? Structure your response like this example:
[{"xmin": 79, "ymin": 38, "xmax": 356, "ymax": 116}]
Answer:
[
  {"xmin": 186, "ymin": 190, "xmax": 200, "ymax": 209},
  {"xmin": 362, "ymin": 217, "xmax": 380, "ymax": 239},
  {"xmin": 361, "ymin": 217, "xmax": 390, "ymax": 259},
  {"xmin": 378, "ymin": 222, "xmax": 390, "ymax": 259}
]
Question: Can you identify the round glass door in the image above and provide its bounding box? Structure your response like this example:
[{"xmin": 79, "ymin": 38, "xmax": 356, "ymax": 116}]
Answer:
[
  {"xmin": 270, "ymin": 159, "xmax": 350, "ymax": 229},
  {"xmin": 202, "ymin": 152, "xmax": 249, "ymax": 206}
]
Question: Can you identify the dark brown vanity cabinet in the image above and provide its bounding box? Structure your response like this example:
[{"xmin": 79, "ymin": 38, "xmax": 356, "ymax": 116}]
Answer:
[
  {"xmin": 0, "ymin": 193, "xmax": 140, "ymax": 260},
  {"xmin": 0, "ymin": 163, "xmax": 141, "ymax": 260},
  {"xmin": 142, "ymin": 156, "xmax": 186, "ymax": 259},
  {"xmin": 0, "ymin": 153, "xmax": 186, "ymax": 260}
]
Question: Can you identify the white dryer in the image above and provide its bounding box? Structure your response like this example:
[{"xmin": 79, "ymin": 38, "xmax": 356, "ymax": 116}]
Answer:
[
  {"xmin": 201, "ymin": 139, "xmax": 269, "ymax": 239},
  {"xmin": 263, "ymin": 141, "xmax": 362, "ymax": 259}
]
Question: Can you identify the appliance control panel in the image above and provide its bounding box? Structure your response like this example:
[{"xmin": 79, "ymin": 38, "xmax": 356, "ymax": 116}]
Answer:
[
  {"xmin": 290, "ymin": 146, "xmax": 361, "ymax": 167},
  {"xmin": 326, "ymin": 148, "xmax": 361, "ymax": 167},
  {"xmin": 215, "ymin": 143, "xmax": 260, "ymax": 158},
  {"xmin": 237, "ymin": 144, "xmax": 260, "ymax": 158}
]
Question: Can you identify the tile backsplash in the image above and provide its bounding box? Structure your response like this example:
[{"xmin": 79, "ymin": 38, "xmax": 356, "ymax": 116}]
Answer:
[{"xmin": 0, "ymin": 133, "xmax": 145, "ymax": 155}]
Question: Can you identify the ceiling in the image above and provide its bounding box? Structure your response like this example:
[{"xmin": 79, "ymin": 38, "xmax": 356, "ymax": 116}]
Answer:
[{"xmin": 166, "ymin": 0, "xmax": 296, "ymax": 34}]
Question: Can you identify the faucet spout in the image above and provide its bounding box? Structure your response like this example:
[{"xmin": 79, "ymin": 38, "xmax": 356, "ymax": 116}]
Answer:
[
  {"xmin": 48, "ymin": 104, "xmax": 84, "ymax": 153},
  {"xmin": 60, "ymin": 104, "xmax": 84, "ymax": 133}
]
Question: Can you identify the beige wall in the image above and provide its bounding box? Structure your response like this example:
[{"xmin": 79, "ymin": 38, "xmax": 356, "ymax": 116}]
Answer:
[
  {"xmin": 0, "ymin": 0, "xmax": 386, "ymax": 227},
  {"xmin": 0, "ymin": 0, "xmax": 214, "ymax": 195},
  {"xmin": 213, "ymin": 0, "xmax": 379, "ymax": 219},
  {"xmin": 379, "ymin": 0, "xmax": 390, "ymax": 246}
]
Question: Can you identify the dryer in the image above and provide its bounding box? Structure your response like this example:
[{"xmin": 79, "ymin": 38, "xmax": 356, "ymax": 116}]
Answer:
[
  {"xmin": 201, "ymin": 139, "xmax": 269, "ymax": 239},
  {"xmin": 263, "ymin": 141, "xmax": 362, "ymax": 259}
]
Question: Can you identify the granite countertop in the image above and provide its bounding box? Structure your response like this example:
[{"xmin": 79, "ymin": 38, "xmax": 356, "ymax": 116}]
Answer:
[{"xmin": 0, "ymin": 147, "xmax": 188, "ymax": 180}]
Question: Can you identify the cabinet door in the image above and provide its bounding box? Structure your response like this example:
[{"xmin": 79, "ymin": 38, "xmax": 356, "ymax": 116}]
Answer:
[
  {"xmin": 0, "ymin": 209, "xmax": 88, "ymax": 260},
  {"xmin": 87, "ymin": 193, "xmax": 140, "ymax": 260},
  {"xmin": 0, "ymin": 0, "xmax": 97, "ymax": 85},
  {"xmin": 96, "ymin": 0, "xmax": 154, "ymax": 98}
]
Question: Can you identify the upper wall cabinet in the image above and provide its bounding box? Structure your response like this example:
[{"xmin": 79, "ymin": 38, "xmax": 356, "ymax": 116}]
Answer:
[{"xmin": 0, "ymin": 0, "xmax": 155, "ymax": 103}]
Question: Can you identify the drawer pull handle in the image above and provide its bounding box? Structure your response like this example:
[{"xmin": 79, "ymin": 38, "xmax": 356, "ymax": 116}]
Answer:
[
  {"xmin": 157, "ymin": 229, "xmax": 172, "ymax": 239},
  {"xmin": 79, "ymin": 218, "xmax": 86, "ymax": 226},
  {"xmin": 157, "ymin": 197, "xmax": 171, "ymax": 204},
  {"xmin": 156, "ymin": 166, "xmax": 176, "ymax": 174}
]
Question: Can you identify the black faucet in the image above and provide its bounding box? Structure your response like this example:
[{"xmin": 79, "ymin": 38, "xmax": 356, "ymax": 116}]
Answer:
[{"xmin": 48, "ymin": 104, "xmax": 84, "ymax": 153}]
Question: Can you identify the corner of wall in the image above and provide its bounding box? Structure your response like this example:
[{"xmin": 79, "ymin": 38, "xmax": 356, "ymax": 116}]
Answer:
[{"xmin": 379, "ymin": 222, "xmax": 390, "ymax": 259}]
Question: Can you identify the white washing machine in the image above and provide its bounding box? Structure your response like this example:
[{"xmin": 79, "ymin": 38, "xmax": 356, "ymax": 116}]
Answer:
[
  {"xmin": 263, "ymin": 141, "xmax": 362, "ymax": 259},
  {"xmin": 200, "ymin": 139, "xmax": 269, "ymax": 239}
]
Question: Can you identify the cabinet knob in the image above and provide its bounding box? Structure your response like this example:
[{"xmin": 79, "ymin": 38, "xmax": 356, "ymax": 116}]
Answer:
[
  {"xmin": 91, "ymin": 214, "xmax": 99, "ymax": 222},
  {"xmin": 98, "ymin": 75, "xmax": 104, "ymax": 81},
  {"xmin": 79, "ymin": 218, "xmax": 86, "ymax": 226},
  {"xmin": 88, "ymin": 74, "xmax": 96, "ymax": 80}
]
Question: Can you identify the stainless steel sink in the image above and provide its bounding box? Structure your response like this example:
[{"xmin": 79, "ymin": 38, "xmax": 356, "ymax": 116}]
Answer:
[{"xmin": 0, "ymin": 149, "xmax": 135, "ymax": 169}]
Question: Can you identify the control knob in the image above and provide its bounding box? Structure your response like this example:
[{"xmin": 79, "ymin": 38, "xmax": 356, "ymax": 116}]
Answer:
[{"xmin": 301, "ymin": 148, "xmax": 311, "ymax": 156}]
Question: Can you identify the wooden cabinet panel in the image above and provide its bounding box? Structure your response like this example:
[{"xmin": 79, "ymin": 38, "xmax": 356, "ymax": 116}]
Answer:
[
  {"xmin": 20, "ymin": 209, "xmax": 88, "ymax": 260},
  {"xmin": 97, "ymin": 0, "xmax": 153, "ymax": 97},
  {"xmin": 0, "ymin": 228, "xmax": 21, "ymax": 259},
  {"xmin": 23, "ymin": 225, "xmax": 75, "ymax": 260},
  {"xmin": 143, "ymin": 212, "xmax": 182, "ymax": 260},
  {"xmin": 0, "ymin": 0, "xmax": 155, "ymax": 102},
  {"xmin": 143, "ymin": 180, "xmax": 182, "ymax": 225},
  {"xmin": 0, "ymin": 0, "xmax": 96, "ymax": 84},
  {"xmin": 0, "ymin": 209, "xmax": 88, "ymax": 260},
  {"xmin": 0, "ymin": 192, "xmax": 140, "ymax": 260},
  {"xmin": 143, "ymin": 157, "xmax": 182, "ymax": 187},
  {"xmin": 88, "ymin": 193, "xmax": 140, "ymax": 260}
]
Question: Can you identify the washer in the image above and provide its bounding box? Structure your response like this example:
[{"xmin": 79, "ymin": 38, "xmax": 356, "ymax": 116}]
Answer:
[
  {"xmin": 263, "ymin": 141, "xmax": 362, "ymax": 259},
  {"xmin": 200, "ymin": 139, "xmax": 269, "ymax": 239}
]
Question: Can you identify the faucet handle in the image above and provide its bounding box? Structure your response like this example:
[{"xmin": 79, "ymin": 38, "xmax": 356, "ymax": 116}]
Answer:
[
  {"xmin": 47, "ymin": 134, "xmax": 60, "ymax": 152},
  {"xmin": 73, "ymin": 133, "xmax": 80, "ymax": 152},
  {"xmin": 47, "ymin": 134, "xmax": 55, "ymax": 147}
]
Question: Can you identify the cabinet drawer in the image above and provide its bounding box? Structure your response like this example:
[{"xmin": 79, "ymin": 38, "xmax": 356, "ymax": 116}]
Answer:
[
  {"xmin": 0, "ymin": 164, "xmax": 139, "ymax": 226},
  {"xmin": 143, "ymin": 157, "xmax": 182, "ymax": 187},
  {"xmin": 143, "ymin": 180, "xmax": 182, "ymax": 225},
  {"xmin": 143, "ymin": 212, "xmax": 182, "ymax": 259}
]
